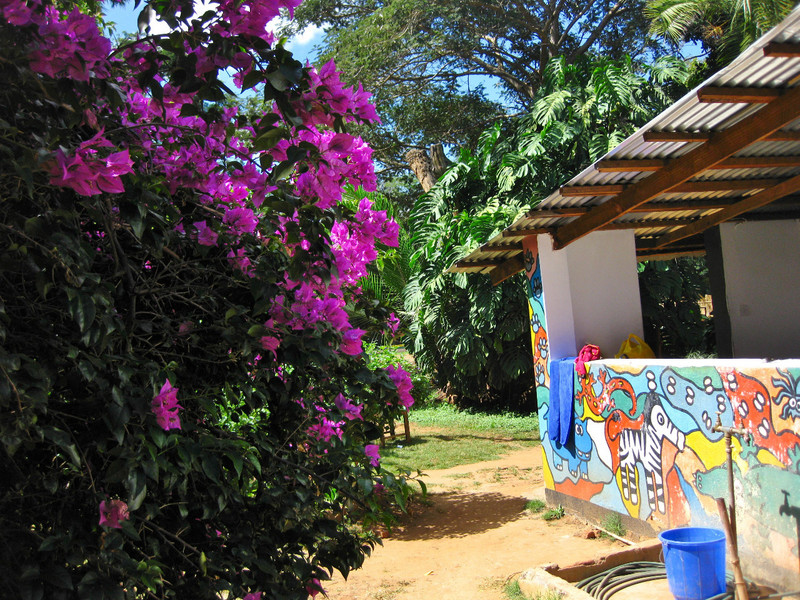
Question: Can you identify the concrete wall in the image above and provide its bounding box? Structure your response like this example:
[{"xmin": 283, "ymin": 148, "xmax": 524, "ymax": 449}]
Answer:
[
  {"xmin": 524, "ymin": 237, "xmax": 800, "ymax": 592},
  {"xmin": 718, "ymin": 220, "xmax": 800, "ymax": 358}
]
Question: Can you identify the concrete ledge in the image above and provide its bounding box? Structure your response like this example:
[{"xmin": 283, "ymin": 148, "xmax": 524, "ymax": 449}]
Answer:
[
  {"xmin": 518, "ymin": 567, "xmax": 595, "ymax": 600},
  {"xmin": 518, "ymin": 539, "xmax": 665, "ymax": 599},
  {"xmin": 543, "ymin": 539, "xmax": 663, "ymax": 583}
]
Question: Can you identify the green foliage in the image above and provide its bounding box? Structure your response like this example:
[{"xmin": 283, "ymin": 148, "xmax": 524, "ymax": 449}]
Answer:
[
  {"xmin": 639, "ymin": 257, "xmax": 715, "ymax": 357},
  {"xmin": 601, "ymin": 513, "xmax": 627, "ymax": 538},
  {"xmin": 503, "ymin": 579, "xmax": 528, "ymax": 600},
  {"xmin": 542, "ymin": 505, "xmax": 566, "ymax": 521},
  {"xmin": 404, "ymin": 54, "xmax": 690, "ymax": 410},
  {"xmin": 525, "ymin": 499, "xmax": 547, "ymax": 513}
]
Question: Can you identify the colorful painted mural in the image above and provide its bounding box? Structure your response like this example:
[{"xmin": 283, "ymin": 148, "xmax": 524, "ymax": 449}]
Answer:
[{"xmin": 523, "ymin": 237, "xmax": 800, "ymax": 590}]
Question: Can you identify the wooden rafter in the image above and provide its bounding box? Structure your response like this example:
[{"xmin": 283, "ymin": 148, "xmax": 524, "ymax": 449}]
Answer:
[
  {"xmin": 552, "ymin": 82, "xmax": 800, "ymax": 249},
  {"xmin": 636, "ymin": 249, "xmax": 705, "ymax": 261},
  {"xmin": 646, "ymin": 172, "xmax": 800, "ymax": 249},
  {"xmin": 490, "ymin": 255, "xmax": 526, "ymax": 286},
  {"xmin": 478, "ymin": 242, "xmax": 522, "ymax": 253},
  {"xmin": 697, "ymin": 86, "xmax": 782, "ymax": 103},
  {"xmin": 596, "ymin": 155, "xmax": 800, "ymax": 172},
  {"xmin": 596, "ymin": 159, "xmax": 667, "ymax": 172},
  {"xmin": 560, "ymin": 178, "xmax": 783, "ymax": 197},
  {"xmin": 502, "ymin": 227, "xmax": 553, "ymax": 237},
  {"xmin": 453, "ymin": 259, "xmax": 502, "ymax": 268},
  {"xmin": 643, "ymin": 130, "xmax": 800, "ymax": 142},
  {"xmin": 600, "ymin": 218, "xmax": 696, "ymax": 231},
  {"xmin": 763, "ymin": 42, "xmax": 800, "ymax": 57}
]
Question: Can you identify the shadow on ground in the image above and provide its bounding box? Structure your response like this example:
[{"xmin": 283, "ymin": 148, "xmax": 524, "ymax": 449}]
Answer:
[{"xmin": 391, "ymin": 491, "xmax": 529, "ymax": 541}]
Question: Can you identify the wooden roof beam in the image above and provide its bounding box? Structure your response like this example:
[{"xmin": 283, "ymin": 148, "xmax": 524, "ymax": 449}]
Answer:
[
  {"xmin": 637, "ymin": 249, "xmax": 705, "ymax": 261},
  {"xmin": 647, "ymin": 171, "xmax": 800, "ymax": 249},
  {"xmin": 453, "ymin": 259, "xmax": 503, "ymax": 268},
  {"xmin": 697, "ymin": 86, "xmax": 782, "ymax": 103},
  {"xmin": 560, "ymin": 178, "xmax": 783, "ymax": 197},
  {"xmin": 763, "ymin": 42, "xmax": 800, "ymax": 57},
  {"xmin": 478, "ymin": 242, "xmax": 522, "ymax": 252},
  {"xmin": 599, "ymin": 218, "xmax": 696, "ymax": 231},
  {"xmin": 502, "ymin": 227, "xmax": 554, "ymax": 237},
  {"xmin": 553, "ymin": 82, "xmax": 800, "ymax": 249},
  {"xmin": 597, "ymin": 155, "xmax": 800, "ymax": 172},
  {"xmin": 490, "ymin": 254, "xmax": 526, "ymax": 286},
  {"xmin": 643, "ymin": 130, "xmax": 800, "ymax": 143}
]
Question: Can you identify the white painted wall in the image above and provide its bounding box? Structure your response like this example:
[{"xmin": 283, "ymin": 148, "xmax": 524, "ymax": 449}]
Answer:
[
  {"xmin": 719, "ymin": 220, "xmax": 800, "ymax": 358},
  {"xmin": 537, "ymin": 230, "xmax": 644, "ymax": 358}
]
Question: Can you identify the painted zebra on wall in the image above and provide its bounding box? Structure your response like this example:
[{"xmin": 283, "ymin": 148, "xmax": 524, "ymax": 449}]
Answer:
[{"xmin": 608, "ymin": 392, "xmax": 686, "ymax": 514}]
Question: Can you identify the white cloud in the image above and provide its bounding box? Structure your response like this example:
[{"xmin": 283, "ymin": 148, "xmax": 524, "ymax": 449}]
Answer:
[{"xmin": 287, "ymin": 23, "xmax": 323, "ymax": 49}]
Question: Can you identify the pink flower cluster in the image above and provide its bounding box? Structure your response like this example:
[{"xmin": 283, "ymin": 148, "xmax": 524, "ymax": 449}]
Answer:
[
  {"xmin": 152, "ymin": 379, "xmax": 181, "ymax": 431},
  {"xmin": 272, "ymin": 130, "xmax": 377, "ymax": 210},
  {"xmin": 213, "ymin": 0, "xmax": 303, "ymax": 43},
  {"xmin": 335, "ymin": 394, "xmax": 363, "ymax": 421},
  {"xmin": 1, "ymin": 0, "xmax": 113, "ymax": 81},
  {"xmin": 385, "ymin": 366, "xmax": 414, "ymax": 408},
  {"xmin": 364, "ymin": 444, "xmax": 380, "ymax": 467},
  {"xmin": 331, "ymin": 198, "xmax": 399, "ymax": 286},
  {"xmin": 99, "ymin": 498, "xmax": 130, "ymax": 529},
  {"xmin": 299, "ymin": 60, "xmax": 381, "ymax": 127},
  {"xmin": 47, "ymin": 131, "xmax": 133, "ymax": 197}
]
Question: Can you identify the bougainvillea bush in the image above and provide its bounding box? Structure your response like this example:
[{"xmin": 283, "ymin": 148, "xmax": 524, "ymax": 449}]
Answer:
[{"xmin": 0, "ymin": 1, "xmax": 416, "ymax": 598}]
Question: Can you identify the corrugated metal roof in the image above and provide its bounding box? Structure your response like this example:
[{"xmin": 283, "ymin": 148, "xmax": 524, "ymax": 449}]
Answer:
[{"xmin": 452, "ymin": 7, "xmax": 800, "ymax": 283}]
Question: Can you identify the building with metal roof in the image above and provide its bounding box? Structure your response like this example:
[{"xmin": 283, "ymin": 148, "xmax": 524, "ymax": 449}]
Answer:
[{"xmin": 448, "ymin": 8, "xmax": 800, "ymax": 592}]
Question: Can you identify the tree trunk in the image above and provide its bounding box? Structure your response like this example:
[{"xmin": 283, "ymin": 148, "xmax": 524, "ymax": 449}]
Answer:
[
  {"xmin": 406, "ymin": 144, "xmax": 450, "ymax": 192},
  {"xmin": 405, "ymin": 148, "xmax": 437, "ymax": 192}
]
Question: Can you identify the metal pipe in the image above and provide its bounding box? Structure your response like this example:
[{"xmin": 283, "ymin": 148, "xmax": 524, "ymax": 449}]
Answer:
[{"xmin": 712, "ymin": 413, "xmax": 751, "ymax": 600}]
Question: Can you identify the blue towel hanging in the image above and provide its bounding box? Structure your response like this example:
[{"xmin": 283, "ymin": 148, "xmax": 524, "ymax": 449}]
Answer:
[{"xmin": 548, "ymin": 357, "xmax": 576, "ymax": 445}]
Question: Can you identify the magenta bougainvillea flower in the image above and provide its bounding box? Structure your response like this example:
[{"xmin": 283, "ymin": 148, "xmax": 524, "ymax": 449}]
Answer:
[
  {"xmin": 99, "ymin": 499, "xmax": 129, "ymax": 529},
  {"xmin": 194, "ymin": 220, "xmax": 218, "ymax": 247},
  {"xmin": 385, "ymin": 366, "xmax": 414, "ymax": 408},
  {"xmin": 340, "ymin": 328, "xmax": 365, "ymax": 356},
  {"xmin": 305, "ymin": 579, "xmax": 325, "ymax": 598},
  {"xmin": 47, "ymin": 132, "xmax": 133, "ymax": 196},
  {"xmin": 364, "ymin": 444, "xmax": 380, "ymax": 467},
  {"xmin": 151, "ymin": 379, "xmax": 181, "ymax": 431},
  {"xmin": 334, "ymin": 393, "xmax": 363, "ymax": 421}
]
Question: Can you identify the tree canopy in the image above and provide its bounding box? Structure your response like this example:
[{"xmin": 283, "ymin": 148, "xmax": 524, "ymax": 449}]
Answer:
[{"xmin": 294, "ymin": 0, "xmax": 661, "ymax": 176}]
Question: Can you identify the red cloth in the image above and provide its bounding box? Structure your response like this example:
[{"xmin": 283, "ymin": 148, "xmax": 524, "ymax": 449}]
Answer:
[{"xmin": 575, "ymin": 344, "xmax": 601, "ymax": 376}]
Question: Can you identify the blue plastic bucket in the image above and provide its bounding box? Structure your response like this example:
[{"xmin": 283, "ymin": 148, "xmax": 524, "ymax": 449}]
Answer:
[{"xmin": 658, "ymin": 527, "xmax": 727, "ymax": 600}]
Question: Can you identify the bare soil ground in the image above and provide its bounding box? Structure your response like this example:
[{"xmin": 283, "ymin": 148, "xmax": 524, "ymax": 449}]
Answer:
[{"xmin": 322, "ymin": 429, "xmax": 626, "ymax": 600}]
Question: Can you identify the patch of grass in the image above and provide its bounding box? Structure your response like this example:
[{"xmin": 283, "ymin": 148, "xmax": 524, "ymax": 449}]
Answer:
[
  {"xmin": 541, "ymin": 505, "xmax": 565, "ymax": 521},
  {"xmin": 409, "ymin": 404, "xmax": 540, "ymax": 439},
  {"xmin": 525, "ymin": 499, "xmax": 546, "ymax": 513},
  {"xmin": 503, "ymin": 579, "xmax": 527, "ymax": 600},
  {"xmin": 380, "ymin": 403, "xmax": 540, "ymax": 473},
  {"xmin": 600, "ymin": 513, "xmax": 626, "ymax": 538}
]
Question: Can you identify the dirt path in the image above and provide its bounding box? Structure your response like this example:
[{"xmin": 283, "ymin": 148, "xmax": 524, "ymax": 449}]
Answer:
[{"xmin": 323, "ymin": 444, "xmax": 625, "ymax": 600}]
